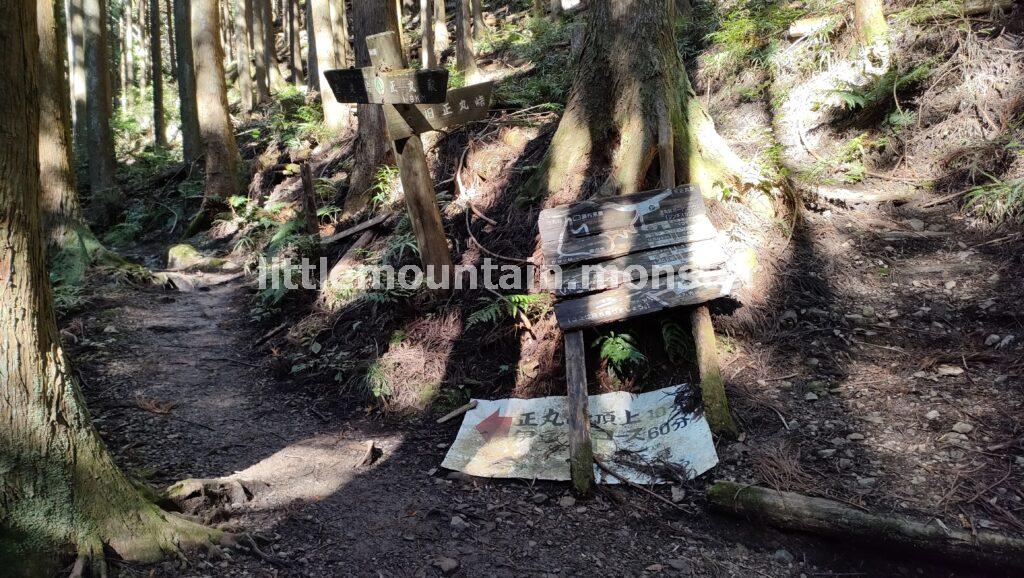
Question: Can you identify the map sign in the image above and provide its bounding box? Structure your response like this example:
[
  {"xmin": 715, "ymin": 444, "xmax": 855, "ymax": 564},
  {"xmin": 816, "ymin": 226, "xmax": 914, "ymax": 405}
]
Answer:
[{"xmin": 441, "ymin": 385, "xmax": 718, "ymax": 483}]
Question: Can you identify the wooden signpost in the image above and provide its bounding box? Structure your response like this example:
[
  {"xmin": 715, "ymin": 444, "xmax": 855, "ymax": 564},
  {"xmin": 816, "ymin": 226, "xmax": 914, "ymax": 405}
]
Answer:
[
  {"xmin": 325, "ymin": 31, "xmax": 493, "ymax": 287},
  {"xmin": 539, "ymin": 184, "xmax": 741, "ymax": 493}
]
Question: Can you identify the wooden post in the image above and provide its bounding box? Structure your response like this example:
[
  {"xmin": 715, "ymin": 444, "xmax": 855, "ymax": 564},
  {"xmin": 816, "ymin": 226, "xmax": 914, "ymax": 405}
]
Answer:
[
  {"xmin": 300, "ymin": 162, "xmax": 319, "ymax": 236},
  {"xmin": 564, "ymin": 330, "xmax": 594, "ymax": 494},
  {"xmin": 367, "ymin": 31, "xmax": 453, "ymax": 288},
  {"xmin": 690, "ymin": 306, "xmax": 739, "ymax": 438}
]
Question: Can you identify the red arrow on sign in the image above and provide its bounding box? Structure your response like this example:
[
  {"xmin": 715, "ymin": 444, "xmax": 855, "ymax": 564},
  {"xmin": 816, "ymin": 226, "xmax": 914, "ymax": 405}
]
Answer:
[{"xmin": 475, "ymin": 410, "xmax": 513, "ymax": 442}]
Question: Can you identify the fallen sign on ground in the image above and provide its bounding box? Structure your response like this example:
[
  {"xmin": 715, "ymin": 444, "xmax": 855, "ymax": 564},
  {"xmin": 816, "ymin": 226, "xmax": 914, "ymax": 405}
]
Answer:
[{"xmin": 441, "ymin": 384, "xmax": 718, "ymax": 484}]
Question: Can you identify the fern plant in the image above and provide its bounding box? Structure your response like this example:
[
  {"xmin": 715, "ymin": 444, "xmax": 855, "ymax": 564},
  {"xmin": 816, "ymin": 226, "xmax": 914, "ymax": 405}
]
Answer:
[
  {"xmin": 964, "ymin": 178, "xmax": 1024, "ymax": 225},
  {"xmin": 594, "ymin": 331, "xmax": 647, "ymax": 383},
  {"xmin": 661, "ymin": 320, "xmax": 692, "ymax": 365},
  {"xmin": 466, "ymin": 294, "xmax": 551, "ymax": 327}
]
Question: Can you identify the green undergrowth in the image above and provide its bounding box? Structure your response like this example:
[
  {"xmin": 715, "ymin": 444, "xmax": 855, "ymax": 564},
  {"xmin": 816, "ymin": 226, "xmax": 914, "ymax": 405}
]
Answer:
[{"xmin": 478, "ymin": 15, "xmax": 572, "ymax": 108}]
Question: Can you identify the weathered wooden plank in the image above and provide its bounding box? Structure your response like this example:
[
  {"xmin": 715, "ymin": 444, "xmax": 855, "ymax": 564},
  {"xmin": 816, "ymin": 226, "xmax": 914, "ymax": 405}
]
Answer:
[
  {"xmin": 553, "ymin": 267, "xmax": 737, "ymax": 330},
  {"xmin": 539, "ymin": 185, "xmax": 714, "ymax": 266},
  {"xmin": 323, "ymin": 67, "xmax": 449, "ymax": 104},
  {"xmin": 691, "ymin": 306, "xmax": 739, "ymax": 438},
  {"xmin": 383, "ymin": 81, "xmax": 494, "ymax": 139},
  {"xmin": 398, "ymin": 134, "xmax": 453, "ymax": 287},
  {"xmin": 544, "ymin": 237, "xmax": 728, "ymax": 297},
  {"xmin": 564, "ymin": 330, "xmax": 594, "ymax": 495}
]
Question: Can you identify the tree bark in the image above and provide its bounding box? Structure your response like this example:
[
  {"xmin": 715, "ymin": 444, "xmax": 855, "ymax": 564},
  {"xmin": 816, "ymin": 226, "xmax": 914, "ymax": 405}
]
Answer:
[
  {"xmin": 83, "ymin": 0, "xmax": 121, "ymax": 226},
  {"xmin": 310, "ymin": 0, "xmax": 348, "ymax": 131},
  {"xmin": 421, "ymin": 0, "xmax": 435, "ymax": 67},
  {"xmin": 69, "ymin": 0, "xmax": 88, "ymax": 154},
  {"xmin": 329, "ymin": 0, "xmax": 351, "ymax": 69},
  {"xmin": 250, "ymin": 0, "xmax": 271, "ymax": 102},
  {"xmin": 306, "ymin": 0, "xmax": 319, "ymax": 92},
  {"xmin": 854, "ymin": 0, "xmax": 889, "ymax": 68},
  {"xmin": 1, "ymin": 0, "xmax": 220, "ymax": 571},
  {"xmin": 192, "ymin": 0, "xmax": 243, "ymax": 214},
  {"xmin": 286, "ymin": 0, "xmax": 303, "ymax": 82},
  {"xmin": 524, "ymin": 0, "xmax": 761, "ymax": 205},
  {"xmin": 234, "ymin": 0, "xmax": 255, "ymax": 116},
  {"xmin": 174, "ymin": 0, "xmax": 202, "ymax": 162},
  {"xmin": 260, "ymin": 0, "xmax": 287, "ymax": 88},
  {"xmin": 433, "ymin": 0, "xmax": 449, "ymax": 52},
  {"xmin": 344, "ymin": 0, "xmax": 399, "ymax": 216},
  {"xmin": 150, "ymin": 0, "xmax": 166, "ymax": 147},
  {"xmin": 471, "ymin": 0, "xmax": 485, "ymax": 40},
  {"xmin": 455, "ymin": 0, "xmax": 477, "ymax": 78},
  {"xmin": 120, "ymin": 3, "xmax": 131, "ymax": 110},
  {"xmin": 165, "ymin": 0, "xmax": 177, "ymax": 71}
]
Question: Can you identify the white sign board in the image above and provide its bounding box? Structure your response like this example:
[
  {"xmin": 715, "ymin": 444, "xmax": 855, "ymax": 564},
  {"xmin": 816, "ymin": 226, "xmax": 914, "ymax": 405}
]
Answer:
[{"xmin": 441, "ymin": 385, "xmax": 718, "ymax": 484}]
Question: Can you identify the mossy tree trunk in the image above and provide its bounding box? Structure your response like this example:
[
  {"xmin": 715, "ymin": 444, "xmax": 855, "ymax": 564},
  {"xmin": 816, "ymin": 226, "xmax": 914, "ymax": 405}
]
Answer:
[
  {"xmin": 344, "ymin": 0, "xmax": 399, "ymax": 216},
  {"xmin": 525, "ymin": 0, "xmax": 761, "ymax": 206},
  {"xmin": 83, "ymin": 0, "xmax": 121, "ymax": 226},
  {"xmin": 192, "ymin": 0, "xmax": 243, "ymax": 217},
  {"xmin": 1, "ymin": 1, "xmax": 220, "ymax": 571}
]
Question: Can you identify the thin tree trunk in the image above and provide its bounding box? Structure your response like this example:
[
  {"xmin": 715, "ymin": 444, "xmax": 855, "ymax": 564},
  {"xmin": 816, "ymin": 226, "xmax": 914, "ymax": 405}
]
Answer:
[
  {"xmin": 138, "ymin": 0, "xmax": 149, "ymax": 93},
  {"xmin": 165, "ymin": 0, "xmax": 176, "ymax": 71},
  {"xmin": 150, "ymin": 0, "xmax": 166, "ymax": 147},
  {"xmin": 192, "ymin": 0, "xmax": 243, "ymax": 217},
  {"xmin": 306, "ymin": 0, "xmax": 319, "ymax": 92},
  {"xmin": 234, "ymin": 0, "xmax": 254, "ymax": 116},
  {"xmin": 472, "ymin": 0, "xmax": 484, "ymax": 40},
  {"xmin": 420, "ymin": 0, "xmax": 435, "ymax": 67},
  {"xmin": 344, "ymin": 0, "xmax": 398, "ymax": 215},
  {"xmin": 174, "ymin": 0, "xmax": 201, "ymax": 162},
  {"xmin": 286, "ymin": 0, "xmax": 303, "ymax": 82},
  {"xmin": 260, "ymin": 0, "xmax": 287, "ymax": 88},
  {"xmin": 69, "ymin": 0, "xmax": 88, "ymax": 156},
  {"xmin": 83, "ymin": 0, "xmax": 120, "ymax": 225},
  {"xmin": 310, "ymin": 0, "xmax": 348, "ymax": 131},
  {"xmin": 120, "ymin": 5, "xmax": 130, "ymax": 109},
  {"xmin": 434, "ymin": 0, "xmax": 449, "ymax": 52},
  {"xmin": 328, "ymin": 0, "xmax": 350, "ymax": 69},
  {"xmin": 2, "ymin": 0, "xmax": 220, "ymax": 571},
  {"xmin": 250, "ymin": 0, "xmax": 271, "ymax": 101},
  {"xmin": 221, "ymin": 0, "xmax": 233, "ymax": 65},
  {"xmin": 455, "ymin": 0, "xmax": 477, "ymax": 78}
]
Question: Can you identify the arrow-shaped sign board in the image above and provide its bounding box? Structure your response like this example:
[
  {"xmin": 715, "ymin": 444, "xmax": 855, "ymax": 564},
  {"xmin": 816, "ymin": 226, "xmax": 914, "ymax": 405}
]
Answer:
[
  {"xmin": 383, "ymin": 81, "xmax": 494, "ymax": 139},
  {"xmin": 323, "ymin": 67, "xmax": 449, "ymax": 105}
]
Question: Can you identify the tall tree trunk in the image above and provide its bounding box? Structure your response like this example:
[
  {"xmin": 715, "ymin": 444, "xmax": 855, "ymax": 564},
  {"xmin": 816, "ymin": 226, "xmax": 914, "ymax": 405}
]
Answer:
[
  {"xmin": 310, "ymin": 0, "xmax": 348, "ymax": 131},
  {"xmin": 260, "ymin": 0, "xmax": 287, "ymax": 88},
  {"xmin": 286, "ymin": 0, "xmax": 303, "ymax": 82},
  {"xmin": 174, "ymin": 0, "xmax": 201, "ymax": 162},
  {"xmin": 83, "ymin": 0, "xmax": 120, "ymax": 226},
  {"xmin": 433, "ymin": 0, "xmax": 449, "ymax": 53},
  {"xmin": 525, "ymin": 0, "xmax": 761, "ymax": 204},
  {"xmin": 192, "ymin": 0, "xmax": 243, "ymax": 218},
  {"xmin": 69, "ymin": 0, "xmax": 88, "ymax": 157},
  {"xmin": 1, "ymin": 0, "xmax": 220, "ymax": 572},
  {"xmin": 221, "ymin": 0, "xmax": 233, "ymax": 65},
  {"xmin": 420, "ymin": 0, "xmax": 435, "ymax": 68},
  {"xmin": 165, "ymin": 0, "xmax": 177, "ymax": 71},
  {"xmin": 471, "ymin": 0, "xmax": 484, "ymax": 40},
  {"xmin": 150, "ymin": 0, "xmax": 166, "ymax": 147},
  {"xmin": 138, "ymin": 0, "xmax": 149, "ymax": 93},
  {"xmin": 344, "ymin": 0, "xmax": 398, "ymax": 215},
  {"xmin": 234, "ymin": 0, "xmax": 254, "ymax": 116},
  {"xmin": 328, "ymin": 0, "xmax": 350, "ymax": 68},
  {"xmin": 854, "ymin": 0, "xmax": 889, "ymax": 68},
  {"xmin": 120, "ymin": 5, "xmax": 130, "ymax": 110},
  {"xmin": 250, "ymin": 0, "xmax": 271, "ymax": 102},
  {"xmin": 306, "ymin": 0, "xmax": 319, "ymax": 92},
  {"xmin": 455, "ymin": 0, "xmax": 477, "ymax": 78}
]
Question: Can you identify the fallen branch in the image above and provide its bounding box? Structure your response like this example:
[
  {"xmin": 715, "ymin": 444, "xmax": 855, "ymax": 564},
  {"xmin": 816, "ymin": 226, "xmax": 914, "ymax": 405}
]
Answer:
[
  {"xmin": 320, "ymin": 212, "xmax": 393, "ymax": 246},
  {"xmin": 436, "ymin": 400, "xmax": 478, "ymax": 424},
  {"xmin": 593, "ymin": 456, "xmax": 693, "ymax": 513},
  {"xmin": 708, "ymin": 480, "xmax": 1024, "ymax": 571}
]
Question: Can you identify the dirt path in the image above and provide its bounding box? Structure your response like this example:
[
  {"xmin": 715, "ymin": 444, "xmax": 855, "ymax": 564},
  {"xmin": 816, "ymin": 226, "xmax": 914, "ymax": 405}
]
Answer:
[{"xmin": 65, "ymin": 248, "xmax": 1012, "ymax": 577}]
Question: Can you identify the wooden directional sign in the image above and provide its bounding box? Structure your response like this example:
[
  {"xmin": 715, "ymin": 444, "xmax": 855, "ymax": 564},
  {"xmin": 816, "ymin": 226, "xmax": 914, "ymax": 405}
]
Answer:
[
  {"xmin": 538, "ymin": 184, "xmax": 738, "ymax": 330},
  {"xmin": 323, "ymin": 67, "xmax": 449, "ymax": 105},
  {"xmin": 383, "ymin": 81, "xmax": 494, "ymax": 140}
]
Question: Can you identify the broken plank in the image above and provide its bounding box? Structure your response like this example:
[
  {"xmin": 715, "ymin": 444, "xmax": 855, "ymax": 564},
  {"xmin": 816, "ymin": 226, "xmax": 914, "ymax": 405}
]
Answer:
[
  {"xmin": 541, "ymin": 214, "xmax": 718, "ymax": 267},
  {"xmin": 553, "ymin": 267, "xmax": 737, "ymax": 330},
  {"xmin": 544, "ymin": 237, "xmax": 729, "ymax": 297}
]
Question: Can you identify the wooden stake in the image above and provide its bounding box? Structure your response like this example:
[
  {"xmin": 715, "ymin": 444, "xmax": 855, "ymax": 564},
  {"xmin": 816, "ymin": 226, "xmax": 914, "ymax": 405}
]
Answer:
[
  {"xmin": 564, "ymin": 330, "xmax": 595, "ymax": 494},
  {"xmin": 690, "ymin": 306, "xmax": 739, "ymax": 438},
  {"xmin": 300, "ymin": 162, "xmax": 319, "ymax": 236}
]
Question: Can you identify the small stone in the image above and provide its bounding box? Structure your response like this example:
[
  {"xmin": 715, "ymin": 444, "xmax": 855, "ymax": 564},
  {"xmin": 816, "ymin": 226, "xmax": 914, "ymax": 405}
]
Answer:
[
  {"xmin": 103, "ymin": 325, "xmax": 118, "ymax": 334},
  {"xmin": 906, "ymin": 218, "xmax": 925, "ymax": 231},
  {"xmin": 804, "ymin": 392, "xmax": 819, "ymax": 401},
  {"xmin": 846, "ymin": 433, "xmax": 865, "ymax": 441},
  {"xmin": 838, "ymin": 458, "xmax": 853, "ymax": 469},
  {"xmin": 944, "ymin": 280, "xmax": 957, "ymax": 290},
  {"xmin": 985, "ymin": 334, "xmax": 1001, "ymax": 347},
  {"xmin": 645, "ymin": 563, "xmax": 664, "ymax": 572},
  {"xmin": 433, "ymin": 556, "xmax": 459, "ymax": 574},
  {"xmin": 773, "ymin": 549, "xmax": 795, "ymax": 564},
  {"xmin": 862, "ymin": 306, "xmax": 875, "ymax": 318},
  {"xmin": 450, "ymin": 515, "xmax": 468, "ymax": 531},
  {"xmin": 817, "ymin": 449, "xmax": 836, "ymax": 457},
  {"xmin": 857, "ymin": 477, "xmax": 877, "ymax": 487},
  {"xmin": 925, "ymin": 410, "xmax": 940, "ymax": 421},
  {"xmin": 670, "ymin": 486, "xmax": 686, "ymax": 503},
  {"xmin": 666, "ymin": 559, "xmax": 691, "ymax": 571},
  {"xmin": 936, "ymin": 364, "xmax": 964, "ymax": 377},
  {"xmin": 531, "ymin": 493, "xmax": 548, "ymax": 505},
  {"xmin": 997, "ymin": 335, "xmax": 1015, "ymax": 349},
  {"xmin": 558, "ymin": 496, "xmax": 576, "ymax": 508},
  {"xmin": 952, "ymin": 422, "xmax": 974, "ymax": 434}
]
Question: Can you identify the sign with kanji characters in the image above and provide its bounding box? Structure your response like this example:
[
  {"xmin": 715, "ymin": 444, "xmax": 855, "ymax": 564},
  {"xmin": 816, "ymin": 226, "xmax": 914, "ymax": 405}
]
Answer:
[
  {"xmin": 440, "ymin": 384, "xmax": 718, "ymax": 483},
  {"xmin": 323, "ymin": 67, "xmax": 449, "ymax": 104},
  {"xmin": 383, "ymin": 81, "xmax": 494, "ymax": 140}
]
